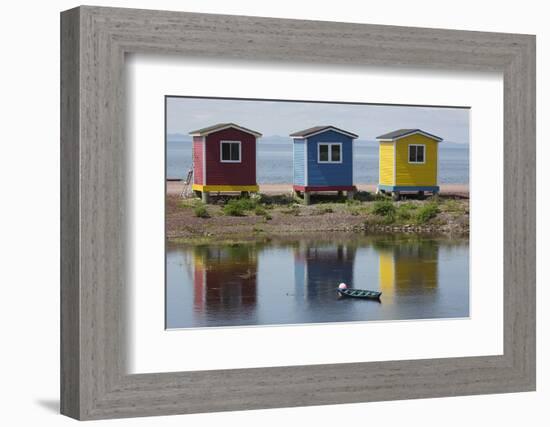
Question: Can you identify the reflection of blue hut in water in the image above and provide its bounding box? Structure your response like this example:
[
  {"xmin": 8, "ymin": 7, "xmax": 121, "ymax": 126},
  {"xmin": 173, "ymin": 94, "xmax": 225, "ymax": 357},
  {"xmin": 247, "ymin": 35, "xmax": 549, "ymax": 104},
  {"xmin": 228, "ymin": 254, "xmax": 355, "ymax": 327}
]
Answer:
[
  {"xmin": 294, "ymin": 243, "xmax": 356, "ymax": 301},
  {"xmin": 193, "ymin": 245, "xmax": 258, "ymax": 323}
]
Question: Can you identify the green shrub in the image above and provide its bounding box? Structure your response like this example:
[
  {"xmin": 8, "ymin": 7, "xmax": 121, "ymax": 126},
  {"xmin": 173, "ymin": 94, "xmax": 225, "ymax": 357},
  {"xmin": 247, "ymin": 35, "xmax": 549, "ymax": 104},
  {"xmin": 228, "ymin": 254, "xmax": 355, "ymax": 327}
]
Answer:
[
  {"xmin": 416, "ymin": 203, "xmax": 439, "ymax": 223},
  {"xmin": 222, "ymin": 200, "xmax": 245, "ymax": 216},
  {"xmin": 222, "ymin": 197, "xmax": 260, "ymax": 216},
  {"xmin": 396, "ymin": 202, "xmax": 418, "ymax": 221},
  {"xmin": 396, "ymin": 209, "xmax": 412, "ymax": 221},
  {"xmin": 193, "ymin": 203, "xmax": 210, "ymax": 218},
  {"xmin": 232, "ymin": 198, "xmax": 259, "ymax": 211},
  {"xmin": 373, "ymin": 192, "xmax": 391, "ymax": 201},
  {"xmin": 254, "ymin": 206, "xmax": 268, "ymax": 216},
  {"xmin": 372, "ymin": 200, "xmax": 396, "ymax": 217}
]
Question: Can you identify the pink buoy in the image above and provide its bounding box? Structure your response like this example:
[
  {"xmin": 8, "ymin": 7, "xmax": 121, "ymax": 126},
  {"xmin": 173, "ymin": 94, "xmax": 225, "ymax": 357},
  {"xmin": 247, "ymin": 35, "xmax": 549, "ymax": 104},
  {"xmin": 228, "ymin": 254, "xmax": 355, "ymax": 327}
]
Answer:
[{"xmin": 338, "ymin": 283, "xmax": 348, "ymax": 290}]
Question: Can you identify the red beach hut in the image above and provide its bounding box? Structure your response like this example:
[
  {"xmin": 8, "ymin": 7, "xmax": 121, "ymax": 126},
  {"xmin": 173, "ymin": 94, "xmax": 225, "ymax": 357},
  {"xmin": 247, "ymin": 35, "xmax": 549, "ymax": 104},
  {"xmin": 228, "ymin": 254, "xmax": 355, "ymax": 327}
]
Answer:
[{"xmin": 189, "ymin": 123, "xmax": 262, "ymax": 202}]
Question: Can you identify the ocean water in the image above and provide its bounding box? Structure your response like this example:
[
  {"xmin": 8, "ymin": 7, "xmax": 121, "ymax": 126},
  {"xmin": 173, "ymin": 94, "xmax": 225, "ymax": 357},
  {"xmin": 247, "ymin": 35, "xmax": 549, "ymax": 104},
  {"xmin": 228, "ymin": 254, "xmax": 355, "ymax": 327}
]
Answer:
[{"xmin": 167, "ymin": 140, "xmax": 469, "ymax": 184}]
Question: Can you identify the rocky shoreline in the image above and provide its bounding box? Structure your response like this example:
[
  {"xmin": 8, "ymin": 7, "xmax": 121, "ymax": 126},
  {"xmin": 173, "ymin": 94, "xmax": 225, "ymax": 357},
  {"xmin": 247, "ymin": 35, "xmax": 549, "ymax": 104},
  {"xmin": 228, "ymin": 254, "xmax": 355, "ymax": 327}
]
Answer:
[{"xmin": 166, "ymin": 192, "xmax": 469, "ymax": 244}]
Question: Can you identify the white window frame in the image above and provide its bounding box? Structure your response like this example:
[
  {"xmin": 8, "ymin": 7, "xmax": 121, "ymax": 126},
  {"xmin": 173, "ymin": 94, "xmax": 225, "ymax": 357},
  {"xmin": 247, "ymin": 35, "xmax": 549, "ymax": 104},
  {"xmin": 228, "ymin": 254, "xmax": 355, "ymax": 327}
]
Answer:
[
  {"xmin": 317, "ymin": 142, "xmax": 343, "ymax": 164},
  {"xmin": 408, "ymin": 144, "xmax": 426, "ymax": 164},
  {"xmin": 220, "ymin": 140, "xmax": 242, "ymax": 163}
]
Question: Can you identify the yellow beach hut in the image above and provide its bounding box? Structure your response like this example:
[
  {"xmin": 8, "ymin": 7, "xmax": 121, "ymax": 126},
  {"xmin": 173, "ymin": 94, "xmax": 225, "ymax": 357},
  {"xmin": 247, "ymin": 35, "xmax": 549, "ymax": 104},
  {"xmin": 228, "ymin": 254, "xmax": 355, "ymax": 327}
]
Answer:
[{"xmin": 376, "ymin": 129, "xmax": 443, "ymax": 199}]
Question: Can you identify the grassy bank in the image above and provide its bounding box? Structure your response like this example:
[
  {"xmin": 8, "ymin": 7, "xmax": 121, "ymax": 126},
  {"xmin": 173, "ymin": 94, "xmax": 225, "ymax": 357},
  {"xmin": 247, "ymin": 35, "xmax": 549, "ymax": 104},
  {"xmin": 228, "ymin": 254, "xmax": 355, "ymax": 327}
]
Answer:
[{"xmin": 166, "ymin": 192, "xmax": 469, "ymax": 244}]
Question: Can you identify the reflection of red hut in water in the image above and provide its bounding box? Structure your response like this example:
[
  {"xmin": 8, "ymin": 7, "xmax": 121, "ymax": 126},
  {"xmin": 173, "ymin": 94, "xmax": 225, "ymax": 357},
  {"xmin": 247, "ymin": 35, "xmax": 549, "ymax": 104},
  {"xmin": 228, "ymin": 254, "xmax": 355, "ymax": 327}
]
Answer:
[
  {"xmin": 193, "ymin": 246, "xmax": 258, "ymax": 317},
  {"xmin": 294, "ymin": 243, "xmax": 356, "ymax": 301}
]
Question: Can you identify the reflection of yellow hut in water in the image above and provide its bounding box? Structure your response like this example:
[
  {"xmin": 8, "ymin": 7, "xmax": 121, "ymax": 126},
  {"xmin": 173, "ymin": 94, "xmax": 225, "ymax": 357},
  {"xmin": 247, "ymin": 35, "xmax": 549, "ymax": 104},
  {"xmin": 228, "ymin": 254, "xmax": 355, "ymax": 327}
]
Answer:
[
  {"xmin": 378, "ymin": 242, "xmax": 439, "ymax": 294},
  {"xmin": 193, "ymin": 246, "xmax": 258, "ymax": 313}
]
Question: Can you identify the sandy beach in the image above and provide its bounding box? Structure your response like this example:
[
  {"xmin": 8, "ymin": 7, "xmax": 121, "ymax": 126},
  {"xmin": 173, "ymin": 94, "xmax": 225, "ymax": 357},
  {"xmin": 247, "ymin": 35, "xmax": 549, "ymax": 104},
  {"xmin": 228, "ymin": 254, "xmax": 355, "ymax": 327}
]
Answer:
[{"xmin": 167, "ymin": 181, "xmax": 469, "ymax": 198}]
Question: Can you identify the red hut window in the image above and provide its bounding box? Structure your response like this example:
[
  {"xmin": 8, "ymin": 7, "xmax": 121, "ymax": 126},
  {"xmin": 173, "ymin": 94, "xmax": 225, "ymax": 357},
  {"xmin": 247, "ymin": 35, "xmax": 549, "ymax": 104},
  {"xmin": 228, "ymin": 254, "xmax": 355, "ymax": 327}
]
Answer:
[{"xmin": 220, "ymin": 140, "xmax": 241, "ymax": 163}]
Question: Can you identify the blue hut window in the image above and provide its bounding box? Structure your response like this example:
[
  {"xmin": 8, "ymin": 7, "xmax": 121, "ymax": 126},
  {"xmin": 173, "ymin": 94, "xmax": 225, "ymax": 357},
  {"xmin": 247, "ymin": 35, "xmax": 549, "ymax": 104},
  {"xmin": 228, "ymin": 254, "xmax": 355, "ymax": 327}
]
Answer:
[
  {"xmin": 408, "ymin": 144, "xmax": 425, "ymax": 164},
  {"xmin": 220, "ymin": 141, "xmax": 241, "ymax": 163},
  {"xmin": 318, "ymin": 143, "xmax": 342, "ymax": 163}
]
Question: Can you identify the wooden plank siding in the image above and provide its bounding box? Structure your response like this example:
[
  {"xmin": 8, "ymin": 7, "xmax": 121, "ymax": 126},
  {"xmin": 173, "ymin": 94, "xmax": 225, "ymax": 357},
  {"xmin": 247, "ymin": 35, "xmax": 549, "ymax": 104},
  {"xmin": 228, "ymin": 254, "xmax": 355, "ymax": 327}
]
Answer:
[
  {"xmin": 395, "ymin": 134, "xmax": 438, "ymax": 186},
  {"xmin": 379, "ymin": 142, "xmax": 395, "ymax": 186},
  {"xmin": 192, "ymin": 136, "xmax": 204, "ymax": 185},
  {"xmin": 306, "ymin": 130, "xmax": 354, "ymax": 187},
  {"xmin": 293, "ymin": 139, "xmax": 306, "ymax": 186},
  {"xmin": 204, "ymin": 128, "xmax": 257, "ymax": 186}
]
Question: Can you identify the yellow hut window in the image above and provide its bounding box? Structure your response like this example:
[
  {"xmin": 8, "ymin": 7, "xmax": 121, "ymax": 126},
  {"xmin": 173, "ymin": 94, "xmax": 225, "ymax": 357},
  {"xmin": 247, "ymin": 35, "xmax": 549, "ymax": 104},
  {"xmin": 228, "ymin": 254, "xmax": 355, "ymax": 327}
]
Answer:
[{"xmin": 408, "ymin": 144, "xmax": 425, "ymax": 164}]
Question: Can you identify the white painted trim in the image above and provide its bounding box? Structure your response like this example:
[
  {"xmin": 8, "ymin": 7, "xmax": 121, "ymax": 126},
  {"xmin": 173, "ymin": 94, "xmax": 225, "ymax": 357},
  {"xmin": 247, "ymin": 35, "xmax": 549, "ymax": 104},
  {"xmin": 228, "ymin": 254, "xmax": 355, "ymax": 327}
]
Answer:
[
  {"xmin": 292, "ymin": 126, "xmax": 358, "ymax": 140},
  {"xmin": 317, "ymin": 142, "xmax": 343, "ymax": 164},
  {"xmin": 408, "ymin": 144, "xmax": 426, "ymax": 164},
  {"xmin": 220, "ymin": 140, "xmax": 242, "ymax": 163},
  {"xmin": 190, "ymin": 124, "xmax": 262, "ymax": 138},
  {"xmin": 304, "ymin": 139, "xmax": 309, "ymax": 186},
  {"xmin": 202, "ymin": 137, "xmax": 207, "ymax": 185},
  {"xmin": 377, "ymin": 130, "xmax": 443, "ymax": 142}
]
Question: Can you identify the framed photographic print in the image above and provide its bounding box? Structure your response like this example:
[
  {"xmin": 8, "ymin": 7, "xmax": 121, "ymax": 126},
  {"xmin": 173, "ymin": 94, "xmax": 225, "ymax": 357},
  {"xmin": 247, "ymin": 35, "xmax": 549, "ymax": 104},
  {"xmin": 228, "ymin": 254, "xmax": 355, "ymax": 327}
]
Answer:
[
  {"xmin": 164, "ymin": 96, "xmax": 471, "ymax": 331},
  {"xmin": 61, "ymin": 6, "xmax": 536, "ymax": 420}
]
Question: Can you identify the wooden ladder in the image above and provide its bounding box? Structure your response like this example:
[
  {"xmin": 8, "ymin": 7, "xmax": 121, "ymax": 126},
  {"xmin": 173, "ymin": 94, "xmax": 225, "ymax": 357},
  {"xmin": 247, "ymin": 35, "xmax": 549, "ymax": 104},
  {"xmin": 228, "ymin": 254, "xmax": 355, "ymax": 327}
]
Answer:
[{"xmin": 180, "ymin": 169, "xmax": 194, "ymax": 198}]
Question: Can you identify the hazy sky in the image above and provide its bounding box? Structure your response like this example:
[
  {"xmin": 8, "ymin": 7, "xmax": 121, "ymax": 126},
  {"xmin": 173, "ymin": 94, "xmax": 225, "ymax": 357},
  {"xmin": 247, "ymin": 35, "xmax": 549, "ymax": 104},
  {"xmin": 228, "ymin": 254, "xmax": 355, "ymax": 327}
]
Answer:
[{"xmin": 166, "ymin": 97, "xmax": 470, "ymax": 143}]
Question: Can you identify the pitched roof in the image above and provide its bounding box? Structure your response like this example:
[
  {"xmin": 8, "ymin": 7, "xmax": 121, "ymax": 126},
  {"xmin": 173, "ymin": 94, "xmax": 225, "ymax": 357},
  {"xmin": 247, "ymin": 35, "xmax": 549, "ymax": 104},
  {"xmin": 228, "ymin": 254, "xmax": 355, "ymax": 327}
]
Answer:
[
  {"xmin": 189, "ymin": 123, "xmax": 262, "ymax": 137},
  {"xmin": 289, "ymin": 125, "xmax": 358, "ymax": 139},
  {"xmin": 376, "ymin": 129, "xmax": 443, "ymax": 142}
]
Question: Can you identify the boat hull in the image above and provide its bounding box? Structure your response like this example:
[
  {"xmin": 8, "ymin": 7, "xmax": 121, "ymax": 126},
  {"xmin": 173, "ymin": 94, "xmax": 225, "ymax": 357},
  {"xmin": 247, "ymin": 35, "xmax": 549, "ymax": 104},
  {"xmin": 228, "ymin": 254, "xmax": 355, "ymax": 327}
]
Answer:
[{"xmin": 337, "ymin": 288, "xmax": 382, "ymax": 300}]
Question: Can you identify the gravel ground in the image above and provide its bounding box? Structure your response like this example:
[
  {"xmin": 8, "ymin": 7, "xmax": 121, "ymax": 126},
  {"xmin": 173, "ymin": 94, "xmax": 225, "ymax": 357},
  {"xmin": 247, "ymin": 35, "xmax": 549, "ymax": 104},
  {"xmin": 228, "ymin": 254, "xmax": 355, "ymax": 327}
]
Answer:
[{"xmin": 166, "ymin": 193, "xmax": 469, "ymax": 243}]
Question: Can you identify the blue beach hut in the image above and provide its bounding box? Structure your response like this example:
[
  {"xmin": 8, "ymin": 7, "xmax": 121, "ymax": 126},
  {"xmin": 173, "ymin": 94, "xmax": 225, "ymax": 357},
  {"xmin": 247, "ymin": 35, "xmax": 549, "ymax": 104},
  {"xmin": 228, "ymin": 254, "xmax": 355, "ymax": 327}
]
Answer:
[{"xmin": 289, "ymin": 126, "xmax": 358, "ymax": 204}]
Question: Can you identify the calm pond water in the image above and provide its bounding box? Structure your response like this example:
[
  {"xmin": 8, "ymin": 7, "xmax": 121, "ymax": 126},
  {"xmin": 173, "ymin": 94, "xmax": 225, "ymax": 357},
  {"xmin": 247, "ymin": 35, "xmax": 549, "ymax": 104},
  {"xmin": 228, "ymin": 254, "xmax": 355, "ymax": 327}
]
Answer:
[{"xmin": 166, "ymin": 235, "xmax": 469, "ymax": 329}]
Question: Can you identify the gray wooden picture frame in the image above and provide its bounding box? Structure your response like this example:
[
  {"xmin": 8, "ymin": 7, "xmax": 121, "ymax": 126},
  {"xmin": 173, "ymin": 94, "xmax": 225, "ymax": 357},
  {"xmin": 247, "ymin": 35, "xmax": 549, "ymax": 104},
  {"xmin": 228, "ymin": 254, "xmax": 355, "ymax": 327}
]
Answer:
[{"xmin": 60, "ymin": 5, "xmax": 536, "ymax": 420}]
